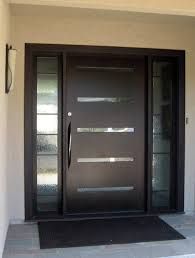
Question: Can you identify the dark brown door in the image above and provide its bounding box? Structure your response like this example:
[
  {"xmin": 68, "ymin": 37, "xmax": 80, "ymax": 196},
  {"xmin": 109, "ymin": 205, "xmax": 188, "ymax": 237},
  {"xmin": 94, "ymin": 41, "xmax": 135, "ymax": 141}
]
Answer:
[{"xmin": 65, "ymin": 55, "xmax": 145, "ymax": 213}]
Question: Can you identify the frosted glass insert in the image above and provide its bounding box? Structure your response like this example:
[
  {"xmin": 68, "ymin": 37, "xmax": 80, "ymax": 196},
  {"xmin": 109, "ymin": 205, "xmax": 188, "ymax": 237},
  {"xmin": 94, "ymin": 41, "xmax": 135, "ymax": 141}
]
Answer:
[
  {"xmin": 152, "ymin": 154, "xmax": 170, "ymax": 191},
  {"xmin": 77, "ymin": 97, "xmax": 134, "ymax": 103},
  {"xmin": 76, "ymin": 66, "xmax": 135, "ymax": 72},
  {"xmin": 153, "ymin": 135, "xmax": 170, "ymax": 153},
  {"xmin": 37, "ymin": 155, "xmax": 58, "ymax": 211},
  {"xmin": 37, "ymin": 156, "xmax": 58, "ymax": 187},
  {"xmin": 153, "ymin": 115, "xmax": 162, "ymax": 134},
  {"xmin": 77, "ymin": 157, "xmax": 134, "ymax": 163},
  {"xmin": 77, "ymin": 186, "xmax": 134, "ymax": 193},
  {"xmin": 37, "ymin": 74, "xmax": 58, "ymax": 114},
  {"xmin": 77, "ymin": 128, "xmax": 134, "ymax": 133},
  {"xmin": 37, "ymin": 135, "xmax": 58, "ymax": 154},
  {"xmin": 37, "ymin": 115, "xmax": 58, "ymax": 134}
]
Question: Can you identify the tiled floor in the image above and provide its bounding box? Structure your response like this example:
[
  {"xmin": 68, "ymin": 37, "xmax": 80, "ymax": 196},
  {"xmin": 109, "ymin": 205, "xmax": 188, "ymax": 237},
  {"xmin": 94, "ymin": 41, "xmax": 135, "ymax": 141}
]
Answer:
[{"xmin": 3, "ymin": 214, "xmax": 195, "ymax": 258}]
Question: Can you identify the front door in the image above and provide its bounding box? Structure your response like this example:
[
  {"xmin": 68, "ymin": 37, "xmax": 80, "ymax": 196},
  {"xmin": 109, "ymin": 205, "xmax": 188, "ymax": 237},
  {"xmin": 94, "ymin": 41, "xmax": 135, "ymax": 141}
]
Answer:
[{"xmin": 65, "ymin": 55, "xmax": 146, "ymax": 213}]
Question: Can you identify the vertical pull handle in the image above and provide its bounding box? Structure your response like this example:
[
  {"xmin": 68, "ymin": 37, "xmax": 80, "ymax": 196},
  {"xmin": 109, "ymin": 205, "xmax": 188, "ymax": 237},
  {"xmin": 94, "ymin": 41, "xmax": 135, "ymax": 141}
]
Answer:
[{"xmin": 68, "ymin": 122, "xmax": 72, "ymax": 168}]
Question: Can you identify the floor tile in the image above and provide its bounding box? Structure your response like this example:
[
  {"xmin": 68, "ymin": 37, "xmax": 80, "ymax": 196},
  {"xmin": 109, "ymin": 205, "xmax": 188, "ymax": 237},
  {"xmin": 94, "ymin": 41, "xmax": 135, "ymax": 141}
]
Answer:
[{"xmin": 4, "ymin": 214, "xmax": 195, "ymax": 258}]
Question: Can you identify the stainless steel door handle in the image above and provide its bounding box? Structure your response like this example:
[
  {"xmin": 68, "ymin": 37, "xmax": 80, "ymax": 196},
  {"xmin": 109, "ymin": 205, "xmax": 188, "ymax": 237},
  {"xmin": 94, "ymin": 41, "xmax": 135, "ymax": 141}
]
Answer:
[{"xmin": 68, "ymin": 122, "xmax": 72, "ymax": 168}]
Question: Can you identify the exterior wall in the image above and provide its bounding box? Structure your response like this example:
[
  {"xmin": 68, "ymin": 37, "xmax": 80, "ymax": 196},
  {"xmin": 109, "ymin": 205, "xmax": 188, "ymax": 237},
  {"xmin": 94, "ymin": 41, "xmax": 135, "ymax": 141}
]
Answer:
[
  {"xmin": 0, "ymin": 0, "xmax": 10, "ymax": 256},
  {"xmin": 8, "ymin": 0, "xmax": 195, "ymax": 17},
  {"xmin": 9, "ymin": 8, "xmax": 195, "ymax": 220}
]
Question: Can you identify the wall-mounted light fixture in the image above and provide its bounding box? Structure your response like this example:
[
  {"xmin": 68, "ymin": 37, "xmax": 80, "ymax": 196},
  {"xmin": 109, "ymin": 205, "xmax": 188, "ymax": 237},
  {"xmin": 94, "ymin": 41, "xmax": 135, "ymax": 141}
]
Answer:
[{"xmin": 5, "ymin": 44, "xmax": 17, "ymax": 94}]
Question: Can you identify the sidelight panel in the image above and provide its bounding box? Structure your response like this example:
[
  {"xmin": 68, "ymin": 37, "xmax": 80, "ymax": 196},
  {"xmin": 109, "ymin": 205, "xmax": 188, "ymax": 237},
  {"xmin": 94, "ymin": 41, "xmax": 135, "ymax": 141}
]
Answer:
[
  {"xmin": 152, "ymin": 60, "xmax": 175, "ymax": 209},
  {"xmin": 36, "ymin": 56, "xmax": 59, "ymax": 213}
]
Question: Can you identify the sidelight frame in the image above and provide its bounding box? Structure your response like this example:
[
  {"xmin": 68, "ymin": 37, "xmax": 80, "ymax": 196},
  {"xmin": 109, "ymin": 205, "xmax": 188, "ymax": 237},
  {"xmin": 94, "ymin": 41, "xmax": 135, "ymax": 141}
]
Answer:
[
  {"xmin": 149, "ymin": 56, "xmax": 181, "ymax": 213},
  {"xmin": 24, "ymin": 44, "xmax": 185, "ymax": 220}
]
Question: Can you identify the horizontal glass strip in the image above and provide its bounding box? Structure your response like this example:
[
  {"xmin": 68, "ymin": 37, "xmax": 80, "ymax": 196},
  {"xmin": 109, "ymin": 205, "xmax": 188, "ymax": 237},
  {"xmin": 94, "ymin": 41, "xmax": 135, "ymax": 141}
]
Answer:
[
  {"xmin": 77, "ymin": 97, "xmax": 134, "ymax": 103},
  {"xmin": 77, "ymin": 157, "xmax": 134, "ymax": 163},
  {"xmin": 77, "ymin": 128, "xmax": 134, "ymax": 133},
  {"xmin": 76, "ymin": 66, "xmax": 135, "ymax": 72},
  {"xmin": 77, "ymin": 186, "xmax": 134, "ymax": 193},
  {"xmin": 37, "ymin": 73, "xmax": 57, "ymax": 75}
]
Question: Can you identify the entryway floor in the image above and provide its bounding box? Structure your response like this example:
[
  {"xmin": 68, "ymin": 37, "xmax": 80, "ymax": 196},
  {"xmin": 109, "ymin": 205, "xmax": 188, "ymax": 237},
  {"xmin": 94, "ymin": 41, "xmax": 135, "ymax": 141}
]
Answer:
[{"xmin": 3, "ymin": 214, "xmax": 195, "ymax": 258}]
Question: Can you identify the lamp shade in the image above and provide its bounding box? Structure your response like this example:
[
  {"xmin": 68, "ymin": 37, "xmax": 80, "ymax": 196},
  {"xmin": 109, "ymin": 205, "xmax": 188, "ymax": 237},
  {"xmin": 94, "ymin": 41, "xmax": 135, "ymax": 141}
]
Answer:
[{"xmin": 6, "ymin": 45, "xmax": 17, "ymax": 93}]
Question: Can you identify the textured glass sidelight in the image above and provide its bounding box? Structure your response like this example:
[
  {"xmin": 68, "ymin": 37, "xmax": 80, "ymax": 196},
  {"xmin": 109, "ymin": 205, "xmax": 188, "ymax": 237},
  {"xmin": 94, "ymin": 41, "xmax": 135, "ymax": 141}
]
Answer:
[
  {"xmin": 152, "ymin": 61, "xmax": 173, "ymax": 208},
  {"xmin": 77, "ymin": 128, "xmax": 134, "ymax": 133},
  {"xmin": 36, "ymin": 57, "xmax": 59, "ymax": 212}
]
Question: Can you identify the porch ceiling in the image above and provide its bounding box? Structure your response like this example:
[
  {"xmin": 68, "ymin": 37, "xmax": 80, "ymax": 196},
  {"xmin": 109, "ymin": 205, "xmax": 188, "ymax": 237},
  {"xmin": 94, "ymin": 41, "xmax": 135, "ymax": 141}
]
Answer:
[{"xmin": 7, "ymin": 0, "xmax": 195, "ymax": 17}]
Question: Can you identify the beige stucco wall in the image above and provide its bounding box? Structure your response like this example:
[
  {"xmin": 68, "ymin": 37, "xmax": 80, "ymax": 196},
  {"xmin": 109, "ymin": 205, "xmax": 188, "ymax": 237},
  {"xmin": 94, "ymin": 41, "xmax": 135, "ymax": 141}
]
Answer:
[
  {"xmin": 9, "ymin": 7, "xmax": 195, "ymax": 220},
  {"xmin": 8, "ymin": 0, "xmax": 195, "ymax": 17},
  {"xmin": 0, "ymin": 0, "xmax": 10, "ymax": 256}
]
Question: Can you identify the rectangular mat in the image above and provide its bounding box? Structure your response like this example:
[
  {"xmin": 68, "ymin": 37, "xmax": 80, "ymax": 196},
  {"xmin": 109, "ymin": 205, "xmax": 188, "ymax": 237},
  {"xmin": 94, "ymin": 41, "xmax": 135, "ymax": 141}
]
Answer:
[{"xmin": 38, "ymin": 216, "xmax": 185, "ymax": 249}]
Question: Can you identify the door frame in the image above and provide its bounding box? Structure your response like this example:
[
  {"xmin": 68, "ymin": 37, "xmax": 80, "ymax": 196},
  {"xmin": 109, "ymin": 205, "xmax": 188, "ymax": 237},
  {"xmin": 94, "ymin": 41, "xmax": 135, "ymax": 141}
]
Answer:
[{"xmin": 24, "ymin": 44, "xmax": 185, "ymax": 220}]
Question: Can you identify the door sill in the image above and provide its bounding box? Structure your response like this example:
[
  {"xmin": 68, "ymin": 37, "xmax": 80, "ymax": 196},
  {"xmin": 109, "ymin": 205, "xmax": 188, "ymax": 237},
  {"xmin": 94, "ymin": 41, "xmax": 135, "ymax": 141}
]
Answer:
[
  {"xmin": 29, "ymin": 209, "xmax": 181, "ymax": 222},
  {"xmin": 34, "ymin": 210, "xmax": 146, "ymax": 222},
  {"xmin": 63, "ymin": 210, "xmax": 145, "ymax": 220}
]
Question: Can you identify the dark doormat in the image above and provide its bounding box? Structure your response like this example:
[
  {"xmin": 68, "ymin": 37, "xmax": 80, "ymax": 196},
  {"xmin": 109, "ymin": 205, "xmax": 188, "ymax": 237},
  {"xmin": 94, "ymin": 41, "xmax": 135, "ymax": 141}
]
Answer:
[{"xmin": 38, "ymin": 216, "xmax": 185, "ymax": 249}]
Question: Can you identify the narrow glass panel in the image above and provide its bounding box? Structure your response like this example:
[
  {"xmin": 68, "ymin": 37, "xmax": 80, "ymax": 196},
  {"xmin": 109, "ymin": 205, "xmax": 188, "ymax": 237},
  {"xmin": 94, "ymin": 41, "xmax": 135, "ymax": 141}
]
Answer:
[
  {"xmin": 77, "ymin": 186, "xmax": 134, "ymax": 193},
  {"xmin": 76, "ymin": 66, "xmax": 135, "ymax": 72},
  {"xmin": 37, "ymin": 155, "xmax": 58, "ymax": 211},
  {"xmin": 77, "ymin": 128, "xmax": 134, "ymax": 133},
  {"xmin": 37, "ymin": 74, "xmax": 58, "ymax": 114},
  {"xmin": 37, "ymin": 135, "xmax": 58, "ymax": 155},
  {"xmin": 36, "ymin": 56, "xmax": 59, "ymax": 213},
  {"xmin": 77, "ymin": 97, "xmax": 134, "ymax": 103},
  {"xmin": 77, "ymin": 157, "xmax": 134, "ymax": 163},
  {"xmin": 37, "ymin": 115, "xmax": 58, "ymax": 134},
  {"xmin": 152, "ymin": 61, "xmax": 173, "ymax": 208}
]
